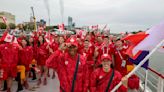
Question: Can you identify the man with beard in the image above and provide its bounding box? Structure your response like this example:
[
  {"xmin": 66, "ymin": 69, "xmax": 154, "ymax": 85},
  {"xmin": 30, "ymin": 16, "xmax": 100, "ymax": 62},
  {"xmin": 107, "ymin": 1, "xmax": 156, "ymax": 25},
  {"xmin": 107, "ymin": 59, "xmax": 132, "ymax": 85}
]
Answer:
[{"xmin": 46, "ymin": 36, "xmax": 89, "ymax": 92}]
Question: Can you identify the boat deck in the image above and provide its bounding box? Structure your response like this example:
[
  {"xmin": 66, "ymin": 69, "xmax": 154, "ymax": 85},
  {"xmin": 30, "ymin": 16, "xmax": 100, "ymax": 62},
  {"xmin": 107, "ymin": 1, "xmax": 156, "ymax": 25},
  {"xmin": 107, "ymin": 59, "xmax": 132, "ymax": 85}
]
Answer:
[{"xmin": 2, "ymin": 72, "xmax": 60, "ymax": 92}]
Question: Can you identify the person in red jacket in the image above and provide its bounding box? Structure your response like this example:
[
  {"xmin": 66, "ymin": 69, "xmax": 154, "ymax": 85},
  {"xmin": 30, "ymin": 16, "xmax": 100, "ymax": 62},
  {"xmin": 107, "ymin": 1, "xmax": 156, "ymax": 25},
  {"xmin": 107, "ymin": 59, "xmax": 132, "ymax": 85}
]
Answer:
[
  {"xmin": 37, "ymin": 35, "xmax": 49, "ymax": 86},
  {"xmin": 46, "ymin": 36, "xmax": 65, "ymax": 74},
  {"xmin": 18, "ymin": 38, "xmax": 33, "ymax": 90},
  {"xmin": 29, "ymin": 36, "xmax": 38, "ymax": 80},
  {"xmin": 80, "ymin": 39, "xmax": 95, "ymax": 90},
  {"xmin": 50, "ymin": 34, "xmax": 59, "ymax": 52},
  {"xmin": 0, "ymin": 40, "xmax": 19, "ymax": 92},
  {"xmin": 29, "ymin": 35, "xmax": 38, "ymax": 61},
  {"xmin": 94, "ymin": 35, "xmax": 104, "ymax": 66},
  {"xmin": 94, "ymin": 36, "xmax": 115, "ymax": 67},
  {"xmin": 113, "ymin": 39, "xmax": 133, "ymax": 76},
  {"xmin": 17, "ymin": 31, "xmax": 26, "ymax": 45},
  {"xmin": 82, "ymin": 39, "xmax": 95, "ymax": 62},
  {"xmin": 46, "ymin": 36, "xmax": 89, "ymax": 92},
  {"xmin": 90, "ymin": 54, "xmax": 127, "ymax": 92},
  {"xmin": 47, "ymin": 35, "xmax": 59, "ymax": 79}
]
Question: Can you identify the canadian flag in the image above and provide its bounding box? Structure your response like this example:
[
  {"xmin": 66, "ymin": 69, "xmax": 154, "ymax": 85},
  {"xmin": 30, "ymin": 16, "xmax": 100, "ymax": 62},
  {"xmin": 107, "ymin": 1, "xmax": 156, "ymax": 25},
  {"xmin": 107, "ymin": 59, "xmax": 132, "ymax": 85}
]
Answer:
[
  {"xmin": 45, "ymin": 31, "xmax": 54, "ymax": 44},
  {"xmin": 76, "ymin": 30, "xmax": 84, "ymax": 39},
  {"xmin": 4, "ymin": 33, "xmax": 14, "ymax": 43},
  {"xmin": 91, "ymin": 25, "xmax": 99, "ymax": 31},
  {"xmin": 58, "ymin": 23, "xmax": 64, "ymax": 31},
  {"xmin": 0, "ymin": 16, "xmax": 7, "ymax": 24}
]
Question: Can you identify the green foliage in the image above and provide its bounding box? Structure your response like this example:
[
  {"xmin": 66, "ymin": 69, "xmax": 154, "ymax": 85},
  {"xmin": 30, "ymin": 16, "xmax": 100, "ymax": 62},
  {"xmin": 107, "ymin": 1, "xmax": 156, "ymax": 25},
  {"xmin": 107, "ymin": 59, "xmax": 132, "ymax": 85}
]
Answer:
[
  {"xmin": 8, "ymin": 23, "xmax": 16, "ymax": 29},
  {"xmin": 0, "ymin": 22, "xmax": 7, "ymax": 29},
  {"xmin": 22, "ymin": 22, "xmax": 34, "ymax": 31},
  {"xmin": 45, "ymin": 26, "xmax": 54, "ymax": 31}
]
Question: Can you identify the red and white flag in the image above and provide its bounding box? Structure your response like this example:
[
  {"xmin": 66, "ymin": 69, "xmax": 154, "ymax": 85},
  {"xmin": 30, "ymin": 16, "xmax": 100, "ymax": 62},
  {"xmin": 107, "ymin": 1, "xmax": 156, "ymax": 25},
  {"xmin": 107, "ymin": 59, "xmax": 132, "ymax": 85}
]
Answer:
[
  {"xmin": 123, "ymin": 21, "xmax": 164, "ymax": 59},
  {"xmin": 4, "ymin": 33, "xmax": 14, "ymax": 43},
  {"xmin": 133, "ymin": 21, "xmax": 164, "ymax": 53},
  {"xmin": 45, "ymin": 31, "xmax": 53, "ymax": 44},
  {"xmin": 91, "ymin": 25, "xmax": 99, "ymax": 31},
  {"xmin": 102, "ymin": 24, "xmax": 107, "ymax": 31},
  {"xmin": 122, "ymin": 32, "xmax": 149, "ymax": 59},
  {"xmin": 0, "ymin": 16, "xmax": 7, "ymax": 24},
  {"xmin": 58, "ymin": 23, "xmax": 64, "ymax": 31}
]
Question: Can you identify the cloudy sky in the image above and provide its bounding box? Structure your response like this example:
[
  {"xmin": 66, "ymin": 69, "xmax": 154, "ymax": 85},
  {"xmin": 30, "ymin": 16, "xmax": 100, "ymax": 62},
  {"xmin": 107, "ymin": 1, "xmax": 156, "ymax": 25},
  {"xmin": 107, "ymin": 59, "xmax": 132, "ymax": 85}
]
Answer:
[{"xmin": 0, "ymin": 0, "xmax": 164, "ymax": 33}]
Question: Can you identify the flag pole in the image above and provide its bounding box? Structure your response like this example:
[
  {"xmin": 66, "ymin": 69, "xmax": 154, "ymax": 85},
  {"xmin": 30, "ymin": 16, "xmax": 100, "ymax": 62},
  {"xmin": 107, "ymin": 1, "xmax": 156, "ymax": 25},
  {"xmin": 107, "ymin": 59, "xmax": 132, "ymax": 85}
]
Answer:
[
  {"xmin": 111, "ymin": 39, "xmax": 164, "ymax": 92},
  {"xmin": 102, "ymin": 24, "xmax": 107, "ymax": 32}
]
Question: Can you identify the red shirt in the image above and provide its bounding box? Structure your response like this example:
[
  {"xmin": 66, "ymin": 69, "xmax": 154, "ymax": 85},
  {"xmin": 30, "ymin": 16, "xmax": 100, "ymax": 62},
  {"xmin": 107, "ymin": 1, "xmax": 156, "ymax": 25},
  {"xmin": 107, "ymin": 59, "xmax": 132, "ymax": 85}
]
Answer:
[
  {"xmin": 82, "ymin": 46, "xmax": 95, "ymax": 62},
  {"xmin": 50, "ymin": 42, "xmax": 59, "ymax": 52},
  {"xmin": 46, "ymin": 50, "xmax": 89, "ymax": 92},
  {"xmin": 37, "ymin": 43, "xmax": 49, "ymax": 65},
  {"xmin": 90, "ymin": 68, "xmax": 127, "ymax": 92},
  {"xmin": 0, "ymin": 43, "xmax": 19, "ymax": 66},
  {"xmin": 17, "ymin": 36, "xmax": 26, "ymax": 44},
  {"xmin": 32, "ymin": 36, "xmax": 39, "ymax": 60},
  {"xmin": 18, "ymin": 46, "xmax": 33, "ymax": 66},
  {"xmin": 81, "ymin": 46, "xmax": 95, "ymax": 79},
  {"xmin": 113, "ymin": 48, "xmax": 130, "ymax": 76}
]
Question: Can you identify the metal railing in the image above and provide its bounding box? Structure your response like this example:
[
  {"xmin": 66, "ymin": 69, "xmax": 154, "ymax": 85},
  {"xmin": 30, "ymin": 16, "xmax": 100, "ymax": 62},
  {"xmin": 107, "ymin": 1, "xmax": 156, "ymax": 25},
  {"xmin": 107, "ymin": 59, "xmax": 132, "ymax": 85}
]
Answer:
[{"xmin": 136, "ymin": 67, "xmax": 164, "ymax": 92}]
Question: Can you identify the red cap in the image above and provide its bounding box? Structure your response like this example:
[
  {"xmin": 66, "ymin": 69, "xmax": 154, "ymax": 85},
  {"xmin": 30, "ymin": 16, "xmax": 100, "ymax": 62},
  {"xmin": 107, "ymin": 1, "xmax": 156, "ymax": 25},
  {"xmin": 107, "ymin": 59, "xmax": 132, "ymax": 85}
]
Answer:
[
  {"xmin": 101, "ymin": 54, "xmax": 112, "ymax": 61},
  {"xmin": 66, "ymin": 37, "xmax": 78, "ymax": 47}
]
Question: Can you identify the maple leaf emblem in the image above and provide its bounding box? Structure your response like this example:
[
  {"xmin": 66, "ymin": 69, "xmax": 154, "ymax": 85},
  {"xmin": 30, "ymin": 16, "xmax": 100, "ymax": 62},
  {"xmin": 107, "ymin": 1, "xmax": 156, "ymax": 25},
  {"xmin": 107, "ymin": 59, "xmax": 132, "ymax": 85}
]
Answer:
[{"xmin": 7, "ymin": 36, "xmax": 11, "ymax": 40}]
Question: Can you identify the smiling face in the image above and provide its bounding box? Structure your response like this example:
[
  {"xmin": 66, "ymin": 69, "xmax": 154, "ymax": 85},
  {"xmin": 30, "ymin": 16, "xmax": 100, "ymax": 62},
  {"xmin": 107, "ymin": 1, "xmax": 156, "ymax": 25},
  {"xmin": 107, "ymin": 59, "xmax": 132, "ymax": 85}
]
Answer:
[
  {"xmin": 103, "ymin": 37, "xmax": 109, "ymax": 45},
  {"xmin": 102, "ymin": 59, "xmax": 112, "ymax": 72},
  {"xmin": 21, "ymin": 39, "xmax": 27, "ymax": 47},
  {"xmin": 39, "ymin": 36, "xmax": 43, "ymax": 43},
  {"xmin": 59, "ymin": 36, "xmax": 65, "ymax": 44},
  {"xmin": 97, "ymin": 36, "xmax": 103, "ymax": 43},
  {"xmin": 115, "ymin": 40, "xmax": 123, "ymax": 49},
  {"xmin": 54, "ymin": 36, "xmax": 59, "ymax": 43},
  {"xmin": 84, "ymin": 40, "xmax": 89, "ymax": 48}
]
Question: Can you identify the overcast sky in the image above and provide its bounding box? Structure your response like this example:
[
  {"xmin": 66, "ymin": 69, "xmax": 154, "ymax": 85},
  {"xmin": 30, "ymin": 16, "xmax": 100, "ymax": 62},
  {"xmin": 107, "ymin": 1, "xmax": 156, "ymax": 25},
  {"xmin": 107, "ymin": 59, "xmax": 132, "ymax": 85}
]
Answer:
[{"xmin": 0, "ymin": 0, "xmax": 164, "ymax": 33}]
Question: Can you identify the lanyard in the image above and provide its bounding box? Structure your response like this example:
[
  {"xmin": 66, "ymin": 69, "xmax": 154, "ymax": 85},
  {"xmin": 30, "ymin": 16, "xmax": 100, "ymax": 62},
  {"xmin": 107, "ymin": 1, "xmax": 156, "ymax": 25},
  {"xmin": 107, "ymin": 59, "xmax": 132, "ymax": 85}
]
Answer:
[
  {"xmin": 102, "ymin": 46, "xmax": 109, "ymax": 54},
  {"xmin": 116, "ymin": 49, "xmax": 124, "ymax": 60},
  {"xmin": 116, "ymin": 48, "xmax": 126, "ymax": 67}
]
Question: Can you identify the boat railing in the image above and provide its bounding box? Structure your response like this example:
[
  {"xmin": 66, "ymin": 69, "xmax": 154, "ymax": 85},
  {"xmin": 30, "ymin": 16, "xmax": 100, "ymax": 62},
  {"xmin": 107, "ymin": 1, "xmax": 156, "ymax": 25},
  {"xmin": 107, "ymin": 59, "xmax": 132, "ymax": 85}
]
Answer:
[{"xmin": 136, "ymin": 67, "xmax": 164, "ymax": 92}]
